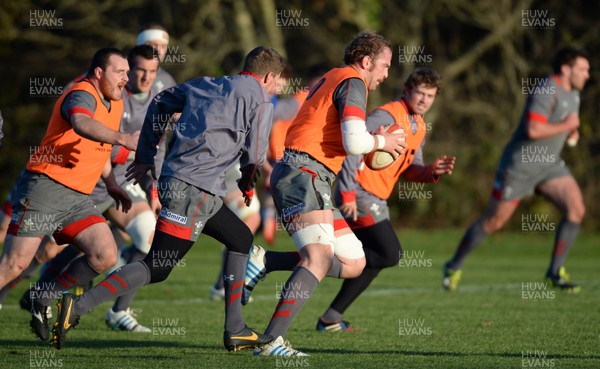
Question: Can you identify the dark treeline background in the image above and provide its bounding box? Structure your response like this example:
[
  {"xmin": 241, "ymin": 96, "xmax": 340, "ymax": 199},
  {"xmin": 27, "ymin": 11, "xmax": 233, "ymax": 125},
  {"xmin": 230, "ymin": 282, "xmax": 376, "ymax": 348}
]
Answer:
[{"xmin": 0, "ymin": 0, "xmax": 598, "ymax": 230}]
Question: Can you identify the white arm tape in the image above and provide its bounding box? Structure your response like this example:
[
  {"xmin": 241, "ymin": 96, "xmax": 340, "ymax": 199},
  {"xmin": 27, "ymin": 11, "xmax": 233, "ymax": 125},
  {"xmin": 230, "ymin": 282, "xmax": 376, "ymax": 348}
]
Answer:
[
  {"xmin": 375, "ymin": 135, "xmax": 385, "ymax": 150},
  {"xmin": 341, "ymin": 119, "xmax": 376, "ymax": 155}
]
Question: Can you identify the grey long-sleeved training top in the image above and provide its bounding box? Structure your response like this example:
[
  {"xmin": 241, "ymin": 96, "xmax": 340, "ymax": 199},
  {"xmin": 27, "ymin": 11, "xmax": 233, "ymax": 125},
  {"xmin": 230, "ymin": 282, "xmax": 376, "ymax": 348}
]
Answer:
[{"xmin": 136, "ymin": 73, "xmax": 273, "ymax": 197}]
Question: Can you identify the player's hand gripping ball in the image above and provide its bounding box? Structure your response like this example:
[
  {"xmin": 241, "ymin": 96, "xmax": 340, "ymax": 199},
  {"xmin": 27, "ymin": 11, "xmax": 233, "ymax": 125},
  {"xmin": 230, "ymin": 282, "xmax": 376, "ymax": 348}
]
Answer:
[{"xmin": 364, "ymin": 125, "xmax": 405, "ymax": 170}]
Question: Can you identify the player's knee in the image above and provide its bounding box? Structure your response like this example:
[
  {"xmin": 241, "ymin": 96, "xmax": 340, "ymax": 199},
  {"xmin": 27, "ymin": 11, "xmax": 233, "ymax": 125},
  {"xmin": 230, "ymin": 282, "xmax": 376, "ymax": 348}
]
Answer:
[
  {"xmin": 483, "ymin": 217, "xmax": 505, "ymax": 233},
  {"xmin": 381, "ymin": 244, "xmax": 401, "ymax": 268},
  {"xmin": 5, "ymin": 259, "xmax": 26, "ymax": 279},
  {"xmin": 35, "ymin": 250, "xmax": 53, "ymax": 264},
  {"xmin": 299, "ymin": 246, "xmax": 334, "ymax": 280},
  {"xmin": 333, "ymin": 232, "xmax": 363, "ymax": 258},
  {"xmin": 362, "ymin": 222, "xmax": 401, "ymax": 268},
  {"xmin": 244, "ymin": 212, "xmax": 262, "ymax": 234},
  {"xmin": 373, "ymin": 231, "xmax": 402, "ymax": 268},
  {"xmin": 226, "ymin": 224, "xmax": 254, "ymax": 254},
  {"xmin": 342, "ymin": 256, "xmax": 366, "ymax": 278},
  {"xmin": 94, "ymin": 250, "xmax": 118, "ymax": 272},
  {"xmin": 36, "ymin": 243, "xmax": 59, "ymax": 264},
  {"xmin": 97, "ymin": 249, "xmax": 117, "ymax": 272},
  {"xmin": 334, "ymin": 232, "xmax": 366, "ymax": 277},
  {"xmin": 366, "ymin": 247, "xmax": 399, "ymax": 269},
  {"xmin": 568, "ymin": 202, "xmax": 585, "ymax": 223},
  {"xmin": 148, "ymin": 267, "xmax": 172, "ymax": 284},
  {"xmin": 85, "ymin": 242, "xmax": 118, "ymax": 272},
  {"xmin": 141, "ymin": 255, "xmax": 174, "ymax": 284}
]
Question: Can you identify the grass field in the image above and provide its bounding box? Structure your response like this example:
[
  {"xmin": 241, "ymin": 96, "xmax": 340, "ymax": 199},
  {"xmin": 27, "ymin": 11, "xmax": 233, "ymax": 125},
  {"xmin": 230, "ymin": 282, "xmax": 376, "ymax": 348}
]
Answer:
[{"xmin": 1, "ymin": 229, "xmax": 599, "ymax": 369}]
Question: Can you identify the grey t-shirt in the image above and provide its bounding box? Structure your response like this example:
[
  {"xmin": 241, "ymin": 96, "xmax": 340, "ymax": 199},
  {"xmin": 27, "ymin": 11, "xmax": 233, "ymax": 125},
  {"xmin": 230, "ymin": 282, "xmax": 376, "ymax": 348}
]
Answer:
[
  {"xmin": 153, "ymin": 67, "xmax": 176, "ymax": 92},
  {"xmin": 60, "ymin": 88, "xmax": 110, "ymax": 120},
  {"xmin": 499, "ymin": 75, "xmax": 580, "ymax": 173}
]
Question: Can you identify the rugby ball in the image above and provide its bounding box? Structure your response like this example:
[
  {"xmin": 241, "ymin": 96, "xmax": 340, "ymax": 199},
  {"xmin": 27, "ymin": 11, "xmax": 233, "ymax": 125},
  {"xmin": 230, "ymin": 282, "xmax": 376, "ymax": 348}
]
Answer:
[{"xmin": 363, "ymin": 126, "xmax": 405, "ymax": 170}]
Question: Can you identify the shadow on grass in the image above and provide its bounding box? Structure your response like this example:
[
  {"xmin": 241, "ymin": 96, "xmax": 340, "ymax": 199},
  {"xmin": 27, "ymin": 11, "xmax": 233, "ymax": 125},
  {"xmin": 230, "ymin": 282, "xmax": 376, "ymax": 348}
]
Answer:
[
  {"xmin": 0, "ymin": 338, "xmax": 221, "ymax": 352},
  {"xmin": 5, "ymin": 339, "xmax": 600, "ymax": 361},
  {"xmin": 303, "ymin": 348, "xmax": 600, "ymax": 360}
]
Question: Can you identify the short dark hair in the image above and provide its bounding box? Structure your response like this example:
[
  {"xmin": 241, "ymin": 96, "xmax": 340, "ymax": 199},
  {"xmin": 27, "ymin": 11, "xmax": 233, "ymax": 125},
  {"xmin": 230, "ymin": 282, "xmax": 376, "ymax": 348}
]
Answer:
[
  {"xmin": 405, "ymin": 67, "xmax": 442, "ymax": 94},
  {"xmin": 87, "ymin": 47, "xmax": 126, "ymax": 77},
  {"xmin": 552, "ymin": 46, "xmax": 589, "ymax": 74},
  {"xmin": 280, "ymin": 62, "xmax": 293, "ymax": 79},
  {"xmin": 343, "ymin": 30, "xmax": 391, "ymax": 65},
  {"xmin": 242, "ymin": 46, "xmax": 286, "ymax": 77},
  {"xmin": 127, "ymin": 45, "xmax": 158, "ymax": 69}
]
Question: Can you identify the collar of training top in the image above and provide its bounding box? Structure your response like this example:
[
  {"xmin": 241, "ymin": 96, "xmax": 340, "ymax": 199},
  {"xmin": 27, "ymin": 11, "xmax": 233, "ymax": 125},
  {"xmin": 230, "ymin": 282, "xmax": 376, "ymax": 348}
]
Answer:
[{"xmin": 239, "ymin": 71, "xmax": 262, "ymax": 82}]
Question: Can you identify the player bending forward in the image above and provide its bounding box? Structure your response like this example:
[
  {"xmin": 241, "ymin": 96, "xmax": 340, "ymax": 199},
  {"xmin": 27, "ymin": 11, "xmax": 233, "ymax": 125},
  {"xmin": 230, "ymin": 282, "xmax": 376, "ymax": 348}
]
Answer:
[{"xmin": 50, "ymin": 46, "xmax": 286, "ymax": 351}]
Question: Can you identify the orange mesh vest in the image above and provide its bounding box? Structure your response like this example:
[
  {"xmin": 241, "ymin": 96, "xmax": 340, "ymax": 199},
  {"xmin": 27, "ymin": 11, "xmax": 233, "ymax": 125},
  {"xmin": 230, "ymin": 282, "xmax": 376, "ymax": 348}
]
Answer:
[
  {"xmin": 267, "ymin": 90, "xmax": 308, "ymax": 161},
  {"xmin": 284, "ymin": 66, "xmax": 367, "ymax": 174},
  {"xmin": 27, "ymin": 79, "xmax": 123, "ymax": 194},
  {"xmin": 357, "ymin": 99, "xmax": 426, "ymax": 200}
]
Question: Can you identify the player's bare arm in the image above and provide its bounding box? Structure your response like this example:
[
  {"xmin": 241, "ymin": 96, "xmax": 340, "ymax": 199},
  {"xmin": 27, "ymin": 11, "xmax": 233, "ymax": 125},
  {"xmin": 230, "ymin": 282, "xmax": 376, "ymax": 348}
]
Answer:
[
  {"xmin": 527, "ymin": 112, "xmax": 579, "ymax": 140},
  {"xmin": 71, "ymin": 113, "xmax": 140, "ymax": 150},
  {"xmin": 261, "ymin": 159, "xmax": 273, "ymax": 190},
  {"xmin": 101, "ymin": 158, "xmax": 132, "ymax": 212}
]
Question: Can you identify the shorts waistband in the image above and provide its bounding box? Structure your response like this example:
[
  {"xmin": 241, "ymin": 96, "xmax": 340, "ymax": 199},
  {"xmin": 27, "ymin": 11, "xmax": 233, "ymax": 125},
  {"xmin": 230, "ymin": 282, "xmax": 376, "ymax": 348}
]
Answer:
[{"xmin": 282, "ymin": 149, "xmax": 336, "ymax": 177}]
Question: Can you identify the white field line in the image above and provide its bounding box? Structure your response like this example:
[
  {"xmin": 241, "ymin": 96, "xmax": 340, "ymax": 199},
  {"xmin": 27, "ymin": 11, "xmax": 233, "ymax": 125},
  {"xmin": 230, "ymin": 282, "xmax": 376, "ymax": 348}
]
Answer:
[
  {"xmin": 116, "ymin": 280, "xmax": 600, "ymax": 304},
  {"xmin": 2, "ymin": 281, "xmax": 597, "ymax": 310}
]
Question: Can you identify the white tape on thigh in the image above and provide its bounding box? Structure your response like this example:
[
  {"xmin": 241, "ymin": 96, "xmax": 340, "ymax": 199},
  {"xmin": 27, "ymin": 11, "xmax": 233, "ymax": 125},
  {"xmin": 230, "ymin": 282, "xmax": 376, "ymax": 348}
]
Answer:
[
  {"xmin": 333, "ymin": 233, "xmax": 365, "ymax": 259},
  {"xmin": 291, "ymin": 223, "xmax": 335, "ymax": 251},
  {"xmin": 125, "ymin": 182, "xmax": 148, "ymax": 200},
  {"xmin": 125, "ymin": 210, "xmax": 156, "ymax": 254},
  {"xmin": 225, "ymin": 196, "xmax": 261, "ymax": 221}
]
